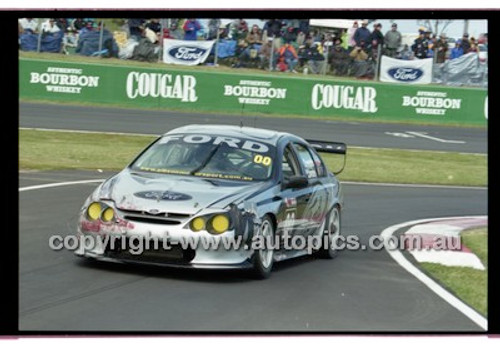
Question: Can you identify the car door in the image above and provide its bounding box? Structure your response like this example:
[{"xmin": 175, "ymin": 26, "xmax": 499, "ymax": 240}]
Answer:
[
  {"xmin": 277, "ymin": 143, "xmax": 308, "ymax": 239},
  {"xmin": 291, "ymin": 142, "xmax": 329, "ymax": 237}
]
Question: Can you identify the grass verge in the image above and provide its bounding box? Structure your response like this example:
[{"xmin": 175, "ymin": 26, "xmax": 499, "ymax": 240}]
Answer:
[
  {"xmin": 420, "ymin": 227, "xmax": 488, "ymax": 316},
  {"xmin": 19, "ymin": 129, "xmax": 487, "ymax": 187}
]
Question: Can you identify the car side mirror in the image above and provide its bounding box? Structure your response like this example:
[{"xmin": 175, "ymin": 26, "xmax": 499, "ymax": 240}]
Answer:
[{"xmin": 283, "ymin": 175, "xmax": 308, "ymax": 189}]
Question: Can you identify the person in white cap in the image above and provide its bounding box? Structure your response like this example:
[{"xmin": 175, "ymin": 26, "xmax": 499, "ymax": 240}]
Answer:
[
  {"xmin": 347, "ymin": 20, "xmax": 358, "ymax": 50},
  {"xmin": 353, "ymin": 19, "xmax": 371, "ymax": 48}
]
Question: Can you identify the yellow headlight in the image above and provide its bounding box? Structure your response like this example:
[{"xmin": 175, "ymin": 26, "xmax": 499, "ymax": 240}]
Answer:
[
  {"xmin": 190, "ymin": 217, "xmax": 206, "ymax": 232},
  {"xmin": 101, "ymin": 207, "xmax": 115, "ymax": 222},
  {"xmin": 87, "ymin": 202, "xmax": 101, "ymax": 221},
  {"xmin": 209, "ymin": 214, "xmax": 229, "ymax": 234}
]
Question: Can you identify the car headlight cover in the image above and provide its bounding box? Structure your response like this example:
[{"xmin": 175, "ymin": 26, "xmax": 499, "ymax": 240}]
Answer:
[
  {"xmin": 87, "ymin": 202, "xmax": 102, "ymax": 221},
  {"xmin": 190, "ymin": 217, "xmax": 206, "ymax": 232},
  {"xmin": 101, "ymin": 207, "xmax": 115, "ymax": 222},
  {"xmin": 208, "ymin": 214, "xmax": 230, "ymax": 234}
]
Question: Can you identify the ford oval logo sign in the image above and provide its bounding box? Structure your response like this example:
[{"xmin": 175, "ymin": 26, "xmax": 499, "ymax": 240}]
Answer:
[
  {"xmin": 388, "ymin": 67, "xmax": 424, "ymax": 82},
  {"xmin": 134, "ymin": 190, "xmax": 192, "ymax": 201},
  {"xmin": 168, "ymin": 46, "xmax": 207, "ymax": 62}
]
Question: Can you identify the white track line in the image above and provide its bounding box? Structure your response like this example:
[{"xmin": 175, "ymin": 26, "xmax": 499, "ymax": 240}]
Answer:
[
  {"xmin": 380, "ymin": 216, "xmax": 488, "ymax": 330},
  {"xmin": 19, "ymin": 179, "xmax": 105, "ymax": 192},
  {"xmin": 406, "ymin": 131, "xmax": 466, "ymax": 144},
  {"xmin": 20, "ymin": 127, "xmax": 158, "ymax": 137}
]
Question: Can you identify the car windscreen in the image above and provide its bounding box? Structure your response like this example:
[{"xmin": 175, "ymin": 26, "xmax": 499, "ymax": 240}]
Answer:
[{"xmin": 130, "ymin": 133, "xmax": 276, "ymax": 181}]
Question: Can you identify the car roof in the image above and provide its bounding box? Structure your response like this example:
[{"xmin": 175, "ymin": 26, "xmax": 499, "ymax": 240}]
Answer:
[{"xmin": 164, "ymin": 124, "xmax": 300, "ymax": 145}]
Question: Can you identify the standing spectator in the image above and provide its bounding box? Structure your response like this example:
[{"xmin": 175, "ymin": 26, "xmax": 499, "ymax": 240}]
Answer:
[
  {"xmin": 128, "ymin": 18, "xmax": 145, "ymax": 40},
  {"xmin": 450, "ymin": 40, "xmax": 464, "ymax": 60},
  {"xmin": 427, "ymin": 42, "xmax": 434, "ymax": 58},
  {"xmin": 231, "ymin": 19, "xmax": 249, "ymax": 40},
  {"xmin": 183, "ymin": 18, "xmax": 201, "ymax": 40},
  {"xmin": 298, "ymin": 20, "xmax": 310, "ymax": 36},
  {"xmin": 434, "ymin": 34, "xmax": 448, "ymax": 63},
  {"xmin": 258, "ymin": 39, "xmax": 276, "ymax": 70},
  {"xmin": 145, "ymin": 19, "xmax": 162, "ymax": 34},
  {"xmin": 306, "ymin": 29, "xmax": 322, "ymax": 45},
  {"xmin": 369, "ymin": 23, "xmax": 384, "ymax": 60},
  {"xmin": 348, "ymin": 21, "xmax": 358, "ymax": 50},
  {"xmin": 398, "ymin": 44, "xmax": 414, "ymax": 60},
  {"xmin": 168, "ymin": 21, "xmax": 184, "ymax": 40},
  {"xmin": 41, "ymin": 19, "xmax": 61, "ymax": 34},
  {"xmin": 54, "ymin": 18, "xmax": 68, "ymax": 32},
  {"xmin": 384, "ymin": 23, "xmax": 401, "ymax": 57},
  {"xmin": 263, "ymin": 19, "xmax": 283, "ymax": 38},
  {"xmin": 467, "ymin": 37, "xmax": 480, "ymax": 54},
  {"xmin": 340, "ymin": 29, "xmax": 349, "ymax": 51},
  {"xmin": 329, "ymin": 39, "xmax": 351, "ymax": 76},
  {"xmin": 412, "ymin": 30, "xmax": 428, "ymax": 59},
  {"xmin": 18, "ymin": 18, "xmax": 38, "ymax": 33},
  {"xmin": 296, "ymin": 31, "xmax": 306, "ymax": 46},
  {"xmin": 460, "ymin": 33, "xmax": 471, "ymax": 53},
  {"xmin": 277, "ymin": 42, "xmax": 299, "ymax": 73},
  {"xmin": 207, "ymin": 19, "xmax": 221, "ymax": 40},
  {"xmin": 283, "ymin": 19, "xmax": 300, "ymax": 34},
  {"xmin": 424, "ymin": 29, "xmax": 432, "ymax": 43},
  {"xmin": 282, "ymin": 26, "xmax": 297, "ymax": 43},
  {"xmin": 353, "ymin": 19, "xmax": 371, "ymax": 47},
  {"xmin": 263, "ymin": 19, "xmax": 283, "ymax": 50}
]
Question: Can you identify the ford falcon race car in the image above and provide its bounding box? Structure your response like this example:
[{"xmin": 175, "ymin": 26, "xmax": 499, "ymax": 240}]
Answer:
[{"xmin": 75, "ymin": 125, "xmax": 346, "ymax": 278}]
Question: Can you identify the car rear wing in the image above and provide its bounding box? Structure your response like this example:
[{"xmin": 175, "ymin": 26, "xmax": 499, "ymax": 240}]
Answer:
[
  {"xmin": 306, "ymin": 140, "xmax": 347, "ymax": 155},
  {"xmin": 306, "ymin": 140, "xmax": 347, "ymax": 175}
]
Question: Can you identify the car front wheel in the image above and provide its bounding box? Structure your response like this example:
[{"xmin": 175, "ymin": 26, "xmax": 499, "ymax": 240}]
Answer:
[{"xmin": 250, "ymin": 215, "xmax": 275, "ymax": 279}]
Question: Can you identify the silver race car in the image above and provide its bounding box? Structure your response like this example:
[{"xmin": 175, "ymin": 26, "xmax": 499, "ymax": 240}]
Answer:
[{"xmin": 75, "ymin": 125, "xmax": 346, "ymax": 278}]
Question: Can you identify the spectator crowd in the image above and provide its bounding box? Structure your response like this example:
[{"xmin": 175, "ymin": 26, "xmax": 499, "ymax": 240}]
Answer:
[{"xmin": 18, "ymin": 18, "xmax": 488, "ymax": 80}]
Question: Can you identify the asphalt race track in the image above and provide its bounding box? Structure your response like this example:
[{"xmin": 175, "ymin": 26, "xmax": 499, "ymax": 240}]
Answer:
[
  {"xmin": 19, "ymin": 170, "xmax": 487, "ymax": 332},
  {"xmin": 19, "ymin": 102, "xmax": 487, "ymax": 153}
]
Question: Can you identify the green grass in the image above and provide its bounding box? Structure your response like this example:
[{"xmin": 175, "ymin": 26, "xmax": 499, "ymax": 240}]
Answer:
[
  {"xmin": 19, "ymin": 129, "xmax": 487, "ymax": 187},
  {"xmin": 19, "ymin": 129, "xmax": 155, "ymax": 171},
  {"xmin": 421, "ymin": 228, "xmax": 488, "ymax": 316},
  {"xmin": 329, "ymin": 148, "xmax": 487, "ymax": 186}
]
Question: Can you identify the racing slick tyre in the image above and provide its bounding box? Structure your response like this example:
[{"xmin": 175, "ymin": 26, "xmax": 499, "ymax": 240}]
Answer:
[
  {"xmin": 250, "ymin": 215, "xmax": 275, "ymax": 279},
  {"xmin": 316, "ymin": 206, "xmax": 341, "ymax": 259}
]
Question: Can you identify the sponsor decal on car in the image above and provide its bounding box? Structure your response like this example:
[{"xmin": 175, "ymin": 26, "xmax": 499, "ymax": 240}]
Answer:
[{"xmin": 134, "ymin": 190, "xmax": 192, "ymax": 201}]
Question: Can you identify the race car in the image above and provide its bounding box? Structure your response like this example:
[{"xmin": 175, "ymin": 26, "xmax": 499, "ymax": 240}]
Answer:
[{"xmin": 75, "ymin": 124, "xmax": 346, "ymax": 278}]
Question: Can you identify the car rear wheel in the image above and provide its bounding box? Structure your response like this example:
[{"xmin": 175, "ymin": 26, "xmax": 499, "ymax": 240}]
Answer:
[
  {"xmin": 250, "ymin": 215, "xmax": 274, "ymax": 279},
  {"xmin": 316, "ymin": 206, "xmax": 340, "ymax": 259}
]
